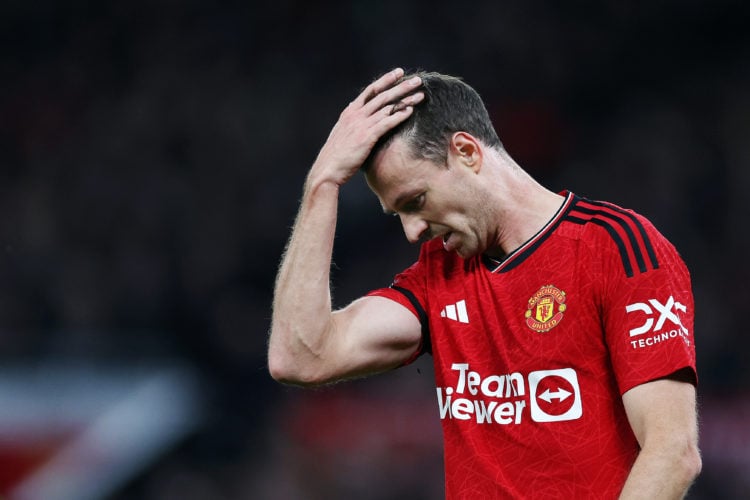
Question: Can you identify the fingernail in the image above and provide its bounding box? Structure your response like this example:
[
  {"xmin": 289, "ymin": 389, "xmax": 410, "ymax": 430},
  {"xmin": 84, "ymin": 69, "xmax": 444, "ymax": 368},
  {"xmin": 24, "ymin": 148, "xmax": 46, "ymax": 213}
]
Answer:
[{"xmin": 409, "ymin": 76, "xmax": 421, "ymax": 85}]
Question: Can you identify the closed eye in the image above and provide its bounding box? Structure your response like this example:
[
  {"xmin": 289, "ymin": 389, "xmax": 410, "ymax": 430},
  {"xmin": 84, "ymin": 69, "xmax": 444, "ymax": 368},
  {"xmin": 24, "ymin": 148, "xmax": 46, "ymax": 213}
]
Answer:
[{"xmin": 401, "ymin": 193, "xmax": 425, "ymax": 213}]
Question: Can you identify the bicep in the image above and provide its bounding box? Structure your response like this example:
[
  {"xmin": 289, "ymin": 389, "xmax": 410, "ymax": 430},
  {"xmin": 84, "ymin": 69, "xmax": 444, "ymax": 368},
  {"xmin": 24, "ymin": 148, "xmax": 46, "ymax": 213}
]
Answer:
[
  {"xmin": 622, "ymin": 377, "xmax": 698, "ymax": 450},
  {"xmin": 329, "ymin": 295, "xmax": 424, "ymax": 379},
  {"xmin": 619, "ymin": 376, "xmax": 702, "ymax": 497}
]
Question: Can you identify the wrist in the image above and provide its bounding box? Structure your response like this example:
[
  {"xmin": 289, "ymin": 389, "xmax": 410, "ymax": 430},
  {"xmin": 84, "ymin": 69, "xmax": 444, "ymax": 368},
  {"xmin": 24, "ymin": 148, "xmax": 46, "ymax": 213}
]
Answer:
[{"xmin": 303, "ymin": 173, "xmax": 341, "ymax": 200}]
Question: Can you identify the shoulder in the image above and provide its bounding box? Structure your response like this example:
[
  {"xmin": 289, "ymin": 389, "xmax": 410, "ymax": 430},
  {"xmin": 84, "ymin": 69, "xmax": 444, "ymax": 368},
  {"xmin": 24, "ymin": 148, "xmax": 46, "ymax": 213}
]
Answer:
[{"xmin": 562, "ymin": 196, "xmax": 669, "ymax": 279}]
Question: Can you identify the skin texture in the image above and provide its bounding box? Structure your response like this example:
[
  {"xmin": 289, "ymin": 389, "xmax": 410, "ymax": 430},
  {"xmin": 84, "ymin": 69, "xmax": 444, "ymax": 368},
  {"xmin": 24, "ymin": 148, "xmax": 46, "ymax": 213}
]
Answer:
[
  {"xmin": 268, "ymin": 68, "xmax": 701, "ymax": 497},
  {"xmin": 619, "ymin": 378, "xmax": 701, "ymax": 499}
]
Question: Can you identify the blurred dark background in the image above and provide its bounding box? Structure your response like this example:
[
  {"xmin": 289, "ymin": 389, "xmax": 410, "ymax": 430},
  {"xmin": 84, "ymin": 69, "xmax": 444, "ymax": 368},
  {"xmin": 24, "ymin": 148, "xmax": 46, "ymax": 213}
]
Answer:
[{"xmin": 1, "ymin": 0, "xmax": 748, "ymax": 498}]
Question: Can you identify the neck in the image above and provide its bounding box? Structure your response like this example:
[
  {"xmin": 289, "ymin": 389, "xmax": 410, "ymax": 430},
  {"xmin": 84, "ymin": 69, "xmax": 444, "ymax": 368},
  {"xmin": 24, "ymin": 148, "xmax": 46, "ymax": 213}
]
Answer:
[{"xmin": 484, "ymin": 156, "xmax": 564, "ymax": 259}]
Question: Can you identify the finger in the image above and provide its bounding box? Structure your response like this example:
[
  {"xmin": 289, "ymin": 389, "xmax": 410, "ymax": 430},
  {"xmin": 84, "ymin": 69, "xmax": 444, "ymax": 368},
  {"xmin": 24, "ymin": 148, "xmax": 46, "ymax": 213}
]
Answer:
[
  {"xmin": 365, "ymin": 90, "xmax": 423, "ymax": 132},
  {"xmin": 358, "ymin": 68, "xmax": 405, "ymax": 106},
  {"xmin": 370, "ymin": 103, "xmax": 416, "ymax": 136},
  {"xmin": 390, "ymin": 94, "xmax": 421, "ymax": 114},
  {"xmin": 363, "ymin": 75, "xmax": 422, "ymax": 115},
  {"xmin": 390, "ymin": 101, "xmax": 409, "ymax": 115}
]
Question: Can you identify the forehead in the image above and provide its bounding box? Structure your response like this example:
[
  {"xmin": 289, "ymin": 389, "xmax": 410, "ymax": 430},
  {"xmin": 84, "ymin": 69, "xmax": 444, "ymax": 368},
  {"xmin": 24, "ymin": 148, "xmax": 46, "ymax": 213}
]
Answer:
[{"xmin": 366, "ymin": 139, "xmax": 427, "ymax": 189}]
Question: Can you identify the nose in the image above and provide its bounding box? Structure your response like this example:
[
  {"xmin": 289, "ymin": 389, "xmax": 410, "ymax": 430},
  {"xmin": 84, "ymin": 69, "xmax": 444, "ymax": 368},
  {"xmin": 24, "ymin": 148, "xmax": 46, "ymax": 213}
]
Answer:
[{"xmin": 399, "ymin": 214, "xmax": 429, "ymax": 243}]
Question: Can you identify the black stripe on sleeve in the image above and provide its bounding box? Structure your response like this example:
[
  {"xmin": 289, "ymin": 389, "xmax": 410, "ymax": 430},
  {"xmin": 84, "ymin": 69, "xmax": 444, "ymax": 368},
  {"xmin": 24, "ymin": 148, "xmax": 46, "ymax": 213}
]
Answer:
[
  {"xmin": 566, "ymin": 215, "xmax": 635, "ymax": 278},
  {"xmin": 573, "ymin": 205, "xmax": 647, "ymax": 274},
  {"xmin": 584, "ymin": 199, "xmax": 660, "ymax": 271},
  {"xmin": 391, "ymin": 285, "xmax": 431, "ymax": 354}
]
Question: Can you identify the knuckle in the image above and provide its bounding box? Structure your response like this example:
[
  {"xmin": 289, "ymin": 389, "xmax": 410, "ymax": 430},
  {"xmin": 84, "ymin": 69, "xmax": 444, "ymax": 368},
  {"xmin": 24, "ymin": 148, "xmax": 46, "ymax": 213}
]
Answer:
[{"xmin": 341, "ymin": 104, "xmax": 355, "ymax": 117}]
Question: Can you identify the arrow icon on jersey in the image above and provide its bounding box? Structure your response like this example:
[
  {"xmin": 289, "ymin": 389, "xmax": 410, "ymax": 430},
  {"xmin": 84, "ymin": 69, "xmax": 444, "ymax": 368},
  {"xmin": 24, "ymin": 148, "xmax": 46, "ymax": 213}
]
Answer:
[{"xmin": 538, "ymin": 387, "xmax": 572, "ymax": 403}]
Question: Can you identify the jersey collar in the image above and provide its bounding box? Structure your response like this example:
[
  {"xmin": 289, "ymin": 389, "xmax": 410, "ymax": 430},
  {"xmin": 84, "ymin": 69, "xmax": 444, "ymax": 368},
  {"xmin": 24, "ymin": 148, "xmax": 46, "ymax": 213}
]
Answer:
[{"xmin": 482, "ymin": 191, "xmax": 576, "ymax": 273}]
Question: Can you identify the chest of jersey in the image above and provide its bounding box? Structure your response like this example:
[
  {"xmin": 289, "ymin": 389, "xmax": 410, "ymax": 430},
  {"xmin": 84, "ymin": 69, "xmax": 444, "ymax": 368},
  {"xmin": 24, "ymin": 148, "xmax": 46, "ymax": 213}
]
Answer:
[{"xmin": 426, "ymin": 232, "xmax": 605, "ymax": 381}]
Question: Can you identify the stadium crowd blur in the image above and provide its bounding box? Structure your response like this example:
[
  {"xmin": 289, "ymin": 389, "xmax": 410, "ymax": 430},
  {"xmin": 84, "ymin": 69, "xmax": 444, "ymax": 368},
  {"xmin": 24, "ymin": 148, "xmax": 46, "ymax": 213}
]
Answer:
[{"xmin": 1, "ymin": 1, "xmax": 749, "ymax": 498}]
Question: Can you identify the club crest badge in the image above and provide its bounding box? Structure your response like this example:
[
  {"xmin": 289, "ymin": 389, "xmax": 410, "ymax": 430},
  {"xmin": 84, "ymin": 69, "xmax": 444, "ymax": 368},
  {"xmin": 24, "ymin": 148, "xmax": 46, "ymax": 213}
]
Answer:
[{"xmin": 525, "ymin": 285, "xmax": 567, "ymax": 332}]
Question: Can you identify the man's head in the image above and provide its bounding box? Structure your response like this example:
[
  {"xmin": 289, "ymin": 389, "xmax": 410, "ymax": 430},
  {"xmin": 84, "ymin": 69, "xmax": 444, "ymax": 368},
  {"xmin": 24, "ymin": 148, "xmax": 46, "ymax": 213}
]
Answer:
[
  {"xmin": 362, "ymin": 71, "xmax": 509, "ymax": 259},
  {"xmin": 362, "ymin": 71, "xmax": 503, "ymax": 172}
]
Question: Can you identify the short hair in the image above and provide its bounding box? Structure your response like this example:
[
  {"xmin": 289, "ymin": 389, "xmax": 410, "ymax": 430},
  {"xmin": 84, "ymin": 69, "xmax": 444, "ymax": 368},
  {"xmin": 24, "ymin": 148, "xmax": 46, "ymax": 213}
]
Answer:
[{"xmin": 362, "ymin": 71, "xmax": 503, "ymax": 171}]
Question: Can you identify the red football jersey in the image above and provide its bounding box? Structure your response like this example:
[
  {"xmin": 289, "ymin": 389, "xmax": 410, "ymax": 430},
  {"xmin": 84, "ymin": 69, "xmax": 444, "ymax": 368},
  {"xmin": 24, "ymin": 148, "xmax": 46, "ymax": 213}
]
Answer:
[{"xmin": 368, "ymin": 192, "xmax": 696, "ymax": 499}]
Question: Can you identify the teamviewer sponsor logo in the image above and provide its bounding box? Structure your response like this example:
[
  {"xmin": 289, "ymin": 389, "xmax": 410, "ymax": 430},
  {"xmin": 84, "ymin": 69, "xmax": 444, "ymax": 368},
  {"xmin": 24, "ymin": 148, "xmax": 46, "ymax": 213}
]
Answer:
[
  {"xmin": 528, "ymin": 368, "xmax": 582, "ymax": 422},
  {"xmin": 436, "ymin": 363, "xmax": 582, "ymax": 425}
]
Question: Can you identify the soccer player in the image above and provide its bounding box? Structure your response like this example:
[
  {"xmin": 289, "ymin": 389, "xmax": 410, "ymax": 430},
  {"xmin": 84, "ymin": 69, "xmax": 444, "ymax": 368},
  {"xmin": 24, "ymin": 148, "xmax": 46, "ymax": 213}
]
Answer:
[{"xmin": 268, "ymin": 68, "xmax": 701, "ymax": 498}]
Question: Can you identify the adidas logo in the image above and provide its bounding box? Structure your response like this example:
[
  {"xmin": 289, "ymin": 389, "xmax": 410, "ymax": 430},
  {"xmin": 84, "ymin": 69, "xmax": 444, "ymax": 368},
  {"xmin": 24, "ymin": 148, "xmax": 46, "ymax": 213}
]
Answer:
[{"xmin": 440, "ymin": 299, "xmax": 469, "ymax": 324}]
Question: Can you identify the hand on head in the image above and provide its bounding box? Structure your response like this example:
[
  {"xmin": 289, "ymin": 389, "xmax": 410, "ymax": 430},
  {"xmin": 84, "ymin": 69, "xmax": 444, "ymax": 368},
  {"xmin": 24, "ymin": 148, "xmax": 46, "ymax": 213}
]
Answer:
[{"xmin": 309, "ymin": 68, "xmax": 424, "ymax": 188}]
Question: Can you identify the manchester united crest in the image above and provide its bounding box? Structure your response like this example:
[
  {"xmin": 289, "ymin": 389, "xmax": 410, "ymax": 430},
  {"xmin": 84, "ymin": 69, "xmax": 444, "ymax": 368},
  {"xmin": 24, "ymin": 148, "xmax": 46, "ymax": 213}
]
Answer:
[{"xmin": 525, "ymin": 285, "xmax": 567, "ymax": 332}]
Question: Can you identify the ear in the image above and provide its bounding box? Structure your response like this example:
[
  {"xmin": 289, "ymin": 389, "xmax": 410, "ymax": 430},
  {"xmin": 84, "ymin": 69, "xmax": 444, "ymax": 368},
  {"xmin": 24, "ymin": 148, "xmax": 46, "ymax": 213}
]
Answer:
[{"xmin": 448, "ymin": 132, "xmax": 482, "ymax": 173}]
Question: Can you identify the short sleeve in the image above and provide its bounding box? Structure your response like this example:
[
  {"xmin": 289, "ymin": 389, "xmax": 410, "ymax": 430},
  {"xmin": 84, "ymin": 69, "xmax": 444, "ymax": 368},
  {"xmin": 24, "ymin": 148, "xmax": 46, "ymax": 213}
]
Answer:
[
  {"xmin": 599, "ymin": 214, "xmax": 697, "ymax": 395},
  {"xmin": 366, "ymin": 247, "xmax": 431, "ymax": 360}
]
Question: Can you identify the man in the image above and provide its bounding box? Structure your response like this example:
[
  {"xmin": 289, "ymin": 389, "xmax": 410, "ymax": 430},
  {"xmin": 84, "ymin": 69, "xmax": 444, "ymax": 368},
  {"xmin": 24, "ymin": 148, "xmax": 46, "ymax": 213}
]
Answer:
[{"xmin": 268, "ymin": 68, "xmax": 701, "ymax": 498}]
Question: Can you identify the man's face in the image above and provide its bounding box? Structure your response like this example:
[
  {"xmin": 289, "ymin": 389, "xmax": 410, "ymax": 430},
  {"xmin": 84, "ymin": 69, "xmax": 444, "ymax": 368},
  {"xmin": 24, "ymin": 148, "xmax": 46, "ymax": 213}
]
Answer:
[{"xmin": 365, "ymin": 138, "xmax": 494, "ymax": 259}]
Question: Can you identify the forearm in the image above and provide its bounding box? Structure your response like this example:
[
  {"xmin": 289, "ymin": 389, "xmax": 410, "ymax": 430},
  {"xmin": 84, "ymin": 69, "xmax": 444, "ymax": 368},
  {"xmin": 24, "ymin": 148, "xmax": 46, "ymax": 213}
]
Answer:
[{"xmin": 268, "ymin": 177, "xmax": 340, "ymax": 384}]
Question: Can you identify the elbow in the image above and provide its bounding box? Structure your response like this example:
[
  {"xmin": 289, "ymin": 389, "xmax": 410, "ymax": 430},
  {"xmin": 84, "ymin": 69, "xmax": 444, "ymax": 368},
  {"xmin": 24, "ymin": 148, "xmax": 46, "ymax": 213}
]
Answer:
[
  {"xmin": 267, "ymin": 343, "xmax": 303, "ymax": 385},
  {"xmin": 268, "ymin": 352, "xmax": 304, "ymax": 385},
  {"xmin": 267, "ymin": 351, "xmax": 290, "ymax": 383},
  {"xmin": 268, "ymin": 315, "xmax": 340, "ymax": 386},
  {"xmin": 267, "ymin": 326, "xmax": 298, "ymax": 384},
  {"xmin": 683, "ymin": 442, "xmax": 702, "ymax": 485},
  {"xmin": 668, "ymin": 438, "xmax": 702, "ymax": 494},
  {"xmin": 267, "ymin": 336, "xmax": 330, "ymax": 387},
  {"xmin": 268, "ymin": 356, "xmax": 328, "ymax": 387}
]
